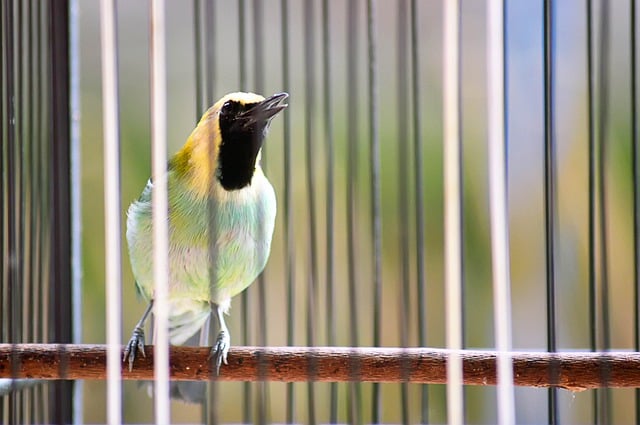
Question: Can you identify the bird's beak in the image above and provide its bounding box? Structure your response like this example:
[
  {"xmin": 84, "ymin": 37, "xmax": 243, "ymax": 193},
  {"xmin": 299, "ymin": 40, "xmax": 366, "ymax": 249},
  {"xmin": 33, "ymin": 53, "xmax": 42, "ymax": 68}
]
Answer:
[{"xmin": 244, "ymin": 92, "xmax": 289, "ymax": 125}]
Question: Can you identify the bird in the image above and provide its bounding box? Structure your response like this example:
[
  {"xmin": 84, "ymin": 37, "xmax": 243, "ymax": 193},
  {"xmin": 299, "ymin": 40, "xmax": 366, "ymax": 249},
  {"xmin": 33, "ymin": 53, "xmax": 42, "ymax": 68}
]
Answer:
[{"xmin": 123, "ymin": 92, "xmax": 287, "ymax": 401}]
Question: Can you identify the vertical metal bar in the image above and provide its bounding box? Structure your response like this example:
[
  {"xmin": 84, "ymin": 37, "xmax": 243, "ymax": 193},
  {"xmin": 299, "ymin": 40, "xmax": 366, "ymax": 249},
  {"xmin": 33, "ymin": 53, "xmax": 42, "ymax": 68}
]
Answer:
[
  {"xmin": 596, "ymin": 0, "xmax": 611, "ymax": 352},
  {"xmin": 596, "ymin": 0, "xmax": 612, "ymax": 422},
  {"xmin": 253, "ymin": 0, "xmax": 264, "ymax": 95},
  {"xmin": 150, "ymin": 1, "xmax": 171, "ymax": 423},
  {"xmin": 6, "ymin": 0, "xmax": 18, "ymax": 421},
  {"xmin": 99, "ymin": 0, "xmax": 122, "ymax": 423},
  {"xmin": 237, "ymin": 3, "xmax": 252, "ymax": 423},
  {"xmin": 443, "ymin": 0, "xmax": 463, "ymax": 423},
  {"xmin": 346, "ymin": 0, "xmax": 362, "ymax": 423},
  {"xmin": 586, "ymin": 2, "xmax": 598, "ymax": 423},
  {"xmin": 0, "ymin": 0, "xmax": 5, "ymax": 353},
  {"xmin": 194, "ymin": 0, "xmax": 216, "ymax": 119},
  {"xmin": 17, "ymin": 1, "xmax": 31, "ymax": 416},
  {"xmin": 24, "ymin": 0, "xmax": 36, "ymax": 418},
  {"xmin": 197, "ymin": 7, "xmax": 212, "ymax": 420},
  {"xmin": 24, "ymin": 0, "xmax": 33, "ymax": 350},
  {"xmin": 41, "ymin": 0, "xmax": 52, "ymax": 414},
  {"xmin": 1, "ymin": 0, "xmax": 11, "ymax": 416},
  {"xmin": 367, "ymin": 0, "xmax": 382, "ymax": 350},
  {"xmin": 0, "ymin": 3, "xmax": 8, "ymax": 422},
  {"xmin": 49, "ymin": 1, "xmax": 73, "ymax": 421},
  {"xmin": 15, "ymin": 13, "xmax": 25, "ymax": 422},
  {"xmin": 205, "ymin": 0, "xmax": 215, "ymax": 106},
  {"xmin": 252, "ymin": 1, "xmax": 269, "ymax": 423},
  {"xmin": 200, "ymin": 4, "xmax": 218, "ymax": 422},
  {"xmin": 321, "ymin": 0, "xmax": 337, "ymax": 422},
  {"xmin": 27, "ymin": 1, "xmax": 36, "ymax": 403},
  {"xmin": 7, "ymin": 0, "xmax": 16, "ymax": 353},
  {"xmin": 0, "ymin": 0, "xmax": 5, "ymax": 359},
  {"xmin": 5, "ymin": 2, "xmax": 19, "ymax": 410},
  {"xmin": 32, "ymin": 0, "xmax": 39, "ymax": 343},
  {"xmin": 24, "ymin": 0, "xmax": 39, "ymax": 414},
  {"xmin": 0, "ymin": 1, "xmax": 5, "ymax": 420},
  {"xmin": 205, "ymin": 59, "xmax": 220, "ymax": 425},
  {"xmin": 69, "ymin": 0, "xmax": 83, "ymax": 422},
  {"xmin": 28, "ymin": 2, "xmax": 39, "ymax": 419},
  {"xmin": 410, "ymin": 0, "xmax": 428, "ymax": 422},
  {"xmin": 194, "ymin": 0, "xmax": 204, "ymax": 119},
  {"xmin": 304, "ymin": 1, "xmax": 318, "ymax": 424},
  {"xmin": 239, "ymin": 0, "xmax": 247, "ymax": 91},
  {"xmin": 632, "ymin": 0, "xmax": 640, "ymax": 421},
  {"xmin": 16, "ymin": 2, "xmax": 25, "ymax": 389},
  {"xmin": 17, "ymin": 0, "xmax": 33, "ymax": 412},
  {"xmin": 587, "ymin": 0, "xmax": 613, "ymax": 422},
  {"xmin": 543, "ymin": 1, "xmax": 558, "ymax": 423},
  {"xmin": 0, "ymin": 0, "xmax": 7, "ymax": 411},
  {"xmin": 36, "ymin": 1, "xmax": 48, "ymax": 421},
  {"xmin": 280, "ymin": 0, "xmax": 295, "ymax": 422},
  {"xmin": 487, "ymin": 0, "xmax": 515, "ymax": 423},
  {"xmin": 395, "ymin": 0, "xmax": 410, "ymax": 423}
]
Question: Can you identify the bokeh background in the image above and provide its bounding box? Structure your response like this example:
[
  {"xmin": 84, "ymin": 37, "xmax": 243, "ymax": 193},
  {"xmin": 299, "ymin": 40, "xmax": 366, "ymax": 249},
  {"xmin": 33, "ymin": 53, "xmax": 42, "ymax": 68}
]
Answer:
[{"xmin": 76, "ymin": 0, "xmax": 637, "ymax": 423}]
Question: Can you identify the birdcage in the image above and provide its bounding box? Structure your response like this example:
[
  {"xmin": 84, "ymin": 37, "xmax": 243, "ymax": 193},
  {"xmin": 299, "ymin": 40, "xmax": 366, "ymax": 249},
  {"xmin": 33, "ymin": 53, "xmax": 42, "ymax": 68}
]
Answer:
[{"xmin": 2, "ymin": 0, "xmax": 640, "ymax": 424}]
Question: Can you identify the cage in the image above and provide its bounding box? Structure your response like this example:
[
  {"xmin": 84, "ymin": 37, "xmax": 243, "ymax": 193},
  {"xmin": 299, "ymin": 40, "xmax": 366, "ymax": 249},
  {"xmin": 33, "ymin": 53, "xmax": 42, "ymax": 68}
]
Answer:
[{"xmin": 2, "ymin": 0, "xmax": 640, "ymax": 424}]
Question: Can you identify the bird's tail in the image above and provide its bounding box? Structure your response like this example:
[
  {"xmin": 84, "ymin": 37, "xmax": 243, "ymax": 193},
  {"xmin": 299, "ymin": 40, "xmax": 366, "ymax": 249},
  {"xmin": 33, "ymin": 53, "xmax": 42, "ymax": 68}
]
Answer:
[
  {"xmin": 166, "ymin": 307, "xmax": 211, "ymax": 346},
  {"xmin": 144, "ymin": 311, "xmax": 211, "ymax": 404},
  {"xmin": 168, "ymin": 320, "xmax": 209, "ymax": 404}
]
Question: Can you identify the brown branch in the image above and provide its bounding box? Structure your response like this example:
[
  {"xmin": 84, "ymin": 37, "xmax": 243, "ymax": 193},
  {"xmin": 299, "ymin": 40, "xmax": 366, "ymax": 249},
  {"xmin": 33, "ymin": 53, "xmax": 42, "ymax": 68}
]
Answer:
[{"xmin": 0, "ymin": 344, "xmax": 639, "ymax": 391}]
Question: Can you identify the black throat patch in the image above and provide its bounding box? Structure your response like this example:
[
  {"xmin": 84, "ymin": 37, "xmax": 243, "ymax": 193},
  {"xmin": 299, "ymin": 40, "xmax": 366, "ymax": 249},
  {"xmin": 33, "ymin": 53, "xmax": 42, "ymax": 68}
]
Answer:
[{"xmin": 217, "ymin": 101, "xmax": 266, "ymax": 191}]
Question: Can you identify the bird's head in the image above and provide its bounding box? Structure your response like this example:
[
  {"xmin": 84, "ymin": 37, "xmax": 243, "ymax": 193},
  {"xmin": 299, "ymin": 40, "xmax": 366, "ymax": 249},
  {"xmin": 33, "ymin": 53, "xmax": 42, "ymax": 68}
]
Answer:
[{"xmin": 172, "ymin": 92, "xmax": 288, "ymax": 196}]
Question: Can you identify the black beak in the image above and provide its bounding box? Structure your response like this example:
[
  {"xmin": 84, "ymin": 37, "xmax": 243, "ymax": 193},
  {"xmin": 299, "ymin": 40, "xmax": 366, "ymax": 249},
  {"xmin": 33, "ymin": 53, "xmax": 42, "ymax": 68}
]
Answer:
[{"xmin": 244, "ymin": 92, "xmax": 289, "ymax": 125}]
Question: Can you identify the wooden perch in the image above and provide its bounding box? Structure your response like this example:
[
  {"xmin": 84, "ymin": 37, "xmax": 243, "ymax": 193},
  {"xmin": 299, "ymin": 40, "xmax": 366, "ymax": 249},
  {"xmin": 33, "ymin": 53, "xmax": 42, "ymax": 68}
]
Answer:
[{"xmin": 1, "ymin": 344, "xmax": 639, "ymax": 391}]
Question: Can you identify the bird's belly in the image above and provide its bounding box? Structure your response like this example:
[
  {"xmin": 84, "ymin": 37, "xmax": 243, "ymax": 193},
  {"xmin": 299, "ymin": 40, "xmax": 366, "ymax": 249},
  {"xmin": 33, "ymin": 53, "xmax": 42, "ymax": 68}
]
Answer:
[
  {"xmin": 166, "ymin": 233, "xmax": 270, "ymax": 305},
  {"xmin": 128, "ymin": 223, "xmax": 272, "ymax": 310}
]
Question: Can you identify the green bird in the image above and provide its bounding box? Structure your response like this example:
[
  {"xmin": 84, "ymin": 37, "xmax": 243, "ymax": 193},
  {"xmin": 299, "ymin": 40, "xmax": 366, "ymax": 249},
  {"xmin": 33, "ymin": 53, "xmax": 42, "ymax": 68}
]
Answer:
[{"xmin": 124, "ymin": 92, "xmax": 287, "ymax": 401}]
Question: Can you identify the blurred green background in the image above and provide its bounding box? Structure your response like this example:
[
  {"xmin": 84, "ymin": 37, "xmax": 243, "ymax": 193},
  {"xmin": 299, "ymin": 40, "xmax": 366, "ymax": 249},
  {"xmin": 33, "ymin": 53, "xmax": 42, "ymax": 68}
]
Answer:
[{"xmin": 77, "ymin": 0, "xmax": 637, "ymax": 423}]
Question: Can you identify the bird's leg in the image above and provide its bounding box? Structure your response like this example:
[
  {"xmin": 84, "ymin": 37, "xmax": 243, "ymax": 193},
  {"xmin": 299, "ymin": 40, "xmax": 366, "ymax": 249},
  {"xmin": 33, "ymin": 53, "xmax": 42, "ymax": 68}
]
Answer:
[
  {"xmin": 208, "ymin": 303, "xmax": 230, "ymax": 374},
  {"xmin": 123, "ymin": 300, "xmax": 154, "ymax": 372}
]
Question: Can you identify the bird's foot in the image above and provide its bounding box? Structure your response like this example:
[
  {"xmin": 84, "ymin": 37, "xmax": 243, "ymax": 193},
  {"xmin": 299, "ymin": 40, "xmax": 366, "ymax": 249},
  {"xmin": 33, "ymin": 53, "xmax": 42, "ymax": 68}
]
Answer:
[
  {"xmin": 123, "ymin": 326, "xmax": 146, "ymax": 372},
  {"xmin": 208, "ymin": 330, "xmax": 230, "ymax": 375}
]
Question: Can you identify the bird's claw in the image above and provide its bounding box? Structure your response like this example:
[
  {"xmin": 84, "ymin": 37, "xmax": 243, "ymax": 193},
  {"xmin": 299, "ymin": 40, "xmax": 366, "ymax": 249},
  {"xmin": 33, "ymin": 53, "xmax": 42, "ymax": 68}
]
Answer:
[
  {"xmin": 123, "ymin": 326, "xmax": 146, "ymax": 372},
  {"xmin": 209, "ymin": 330, "xmax": 230, "ymax": 375}
]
